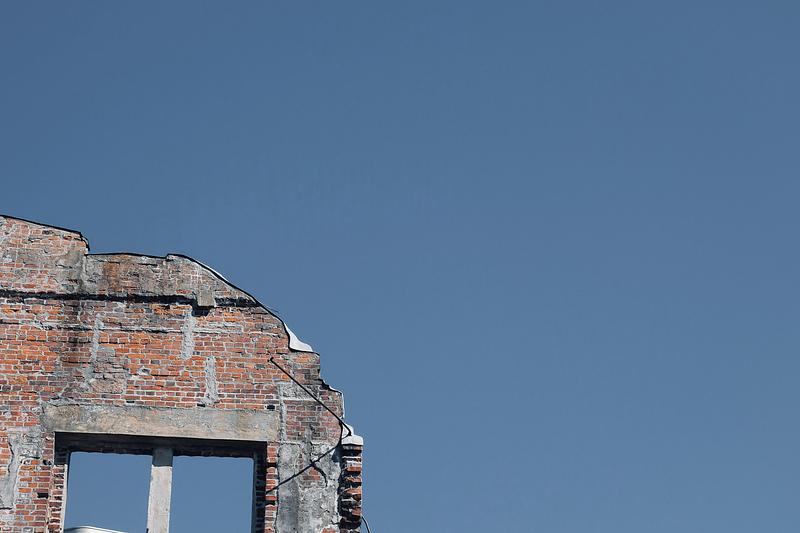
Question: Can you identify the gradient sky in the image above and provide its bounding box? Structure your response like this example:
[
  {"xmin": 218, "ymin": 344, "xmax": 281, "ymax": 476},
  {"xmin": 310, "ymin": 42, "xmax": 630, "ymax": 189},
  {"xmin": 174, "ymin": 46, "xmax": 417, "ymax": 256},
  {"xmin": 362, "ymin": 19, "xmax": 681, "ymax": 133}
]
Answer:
[{"xmin": 2, "ymin": 2, "xmax": 800, "ymax": 532}]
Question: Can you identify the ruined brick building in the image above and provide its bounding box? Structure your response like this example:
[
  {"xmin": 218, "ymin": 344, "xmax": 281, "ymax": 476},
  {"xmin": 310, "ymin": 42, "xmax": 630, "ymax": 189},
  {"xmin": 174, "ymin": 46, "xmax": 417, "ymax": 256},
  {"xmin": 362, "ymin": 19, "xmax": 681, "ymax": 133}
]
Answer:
[{"xmin": 0, "ymin": 215, "xmax": 363, "ymax": 533}]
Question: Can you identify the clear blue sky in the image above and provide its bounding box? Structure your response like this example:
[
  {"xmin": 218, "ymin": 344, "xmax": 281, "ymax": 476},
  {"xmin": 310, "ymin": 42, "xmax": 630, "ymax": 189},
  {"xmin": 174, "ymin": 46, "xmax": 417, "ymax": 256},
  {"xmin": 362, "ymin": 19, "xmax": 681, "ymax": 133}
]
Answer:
[{"xmin": 2, "ymin": 2, "xmax": 799, "ymax": 532}]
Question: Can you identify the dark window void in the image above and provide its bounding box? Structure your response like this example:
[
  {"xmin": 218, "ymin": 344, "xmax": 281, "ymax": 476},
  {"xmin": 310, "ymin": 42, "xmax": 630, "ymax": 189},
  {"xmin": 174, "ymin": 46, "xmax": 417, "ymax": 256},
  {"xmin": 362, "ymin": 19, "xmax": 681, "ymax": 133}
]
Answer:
[
  {"xmin": 65, "ymin": 452, "xmax": 151, "ymax": 532},
  {"xmin": 170, "ymin": 456, "xmax": 254, "ymax": 532}
]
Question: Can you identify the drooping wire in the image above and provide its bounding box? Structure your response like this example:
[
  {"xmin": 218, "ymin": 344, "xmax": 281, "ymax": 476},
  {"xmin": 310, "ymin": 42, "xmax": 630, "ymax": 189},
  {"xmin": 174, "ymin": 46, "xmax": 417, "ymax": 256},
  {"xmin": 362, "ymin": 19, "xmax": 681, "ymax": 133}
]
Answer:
[{"xmin": 270, "ymin": 357, "xmax": 352, "ymax": 438}]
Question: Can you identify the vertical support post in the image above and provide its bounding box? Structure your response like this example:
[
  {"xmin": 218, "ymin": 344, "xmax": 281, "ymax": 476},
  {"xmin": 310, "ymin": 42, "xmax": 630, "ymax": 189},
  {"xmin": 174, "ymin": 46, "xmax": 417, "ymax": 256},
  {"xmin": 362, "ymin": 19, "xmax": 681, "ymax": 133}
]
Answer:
[{"xmin": 147, "ymin": 447, "xmax": 174, "ymax": 533}]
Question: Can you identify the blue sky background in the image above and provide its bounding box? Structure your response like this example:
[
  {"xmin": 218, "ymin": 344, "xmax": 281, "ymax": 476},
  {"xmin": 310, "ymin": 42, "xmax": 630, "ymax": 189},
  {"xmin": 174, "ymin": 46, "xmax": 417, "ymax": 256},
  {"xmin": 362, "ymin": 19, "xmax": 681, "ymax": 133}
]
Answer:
[{"xmin": 2, "ymin": 2, "xmax": 799, "ymax": 532}]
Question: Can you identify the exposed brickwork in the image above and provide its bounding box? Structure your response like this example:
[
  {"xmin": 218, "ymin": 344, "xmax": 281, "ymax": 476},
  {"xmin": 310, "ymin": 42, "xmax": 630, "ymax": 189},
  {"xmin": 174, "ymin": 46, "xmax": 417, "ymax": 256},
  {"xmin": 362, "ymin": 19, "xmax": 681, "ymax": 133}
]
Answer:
[
  {"xmin": 0, "ymin": 215, "xmax": 363, "ymax": 533},
  {"xmin": 338, "ymin": 441, "xmax": 364, "ymax": 533}
]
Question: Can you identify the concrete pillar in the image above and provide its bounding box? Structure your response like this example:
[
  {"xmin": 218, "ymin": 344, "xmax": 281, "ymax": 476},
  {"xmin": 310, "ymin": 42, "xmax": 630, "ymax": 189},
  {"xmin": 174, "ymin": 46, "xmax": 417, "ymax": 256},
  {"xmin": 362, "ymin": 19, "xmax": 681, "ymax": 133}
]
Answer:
[{"xmin": 147, "ymin": 447, "xmax": 174, "ymax": 533}]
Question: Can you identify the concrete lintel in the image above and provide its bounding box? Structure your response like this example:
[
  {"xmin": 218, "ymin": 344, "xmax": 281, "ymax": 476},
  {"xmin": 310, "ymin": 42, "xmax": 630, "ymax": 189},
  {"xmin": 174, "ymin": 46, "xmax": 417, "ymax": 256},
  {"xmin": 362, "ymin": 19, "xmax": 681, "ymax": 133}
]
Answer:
[{"xmin": 43, "ymin": 404, "xmax": 279, "ymax": 442}]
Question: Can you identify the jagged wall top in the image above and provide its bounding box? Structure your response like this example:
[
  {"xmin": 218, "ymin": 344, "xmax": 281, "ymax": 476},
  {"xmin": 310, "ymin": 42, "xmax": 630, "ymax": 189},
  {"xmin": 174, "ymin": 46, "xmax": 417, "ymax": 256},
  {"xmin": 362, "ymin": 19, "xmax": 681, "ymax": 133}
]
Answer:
[{"xmin": 0, "ymin": 215, "xmax": 255, "ymax": 308}]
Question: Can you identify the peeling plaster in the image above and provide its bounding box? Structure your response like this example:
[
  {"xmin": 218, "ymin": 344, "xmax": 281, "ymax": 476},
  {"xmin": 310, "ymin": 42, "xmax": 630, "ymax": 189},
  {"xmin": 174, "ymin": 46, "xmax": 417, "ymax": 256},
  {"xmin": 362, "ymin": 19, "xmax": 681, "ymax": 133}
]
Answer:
[
  {"xmin": 201, "ymin": 356, "xmax": 220, "ymax": 406},
  {"xmin": 285, "ymin": 325, "xmax": 314, "ymax": 352},
  {"xmin": 180, "ymin": 308, "xmax": 195, "ymax": 360}
]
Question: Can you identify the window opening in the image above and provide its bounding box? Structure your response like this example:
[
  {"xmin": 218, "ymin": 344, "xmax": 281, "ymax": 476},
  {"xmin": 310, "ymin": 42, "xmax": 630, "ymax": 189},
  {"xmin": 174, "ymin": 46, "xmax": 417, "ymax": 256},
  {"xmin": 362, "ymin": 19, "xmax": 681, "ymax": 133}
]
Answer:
[
  {"xmin": 59, "ymin": 435, "xmax": 261, "ymax": 533},
  {"xmin": 169, "ymin": 456, "xmax": 254, "ymax": 532},
  {"xmin": 64, "ymin": 452, "xmax": 151, "ymax": 533}
]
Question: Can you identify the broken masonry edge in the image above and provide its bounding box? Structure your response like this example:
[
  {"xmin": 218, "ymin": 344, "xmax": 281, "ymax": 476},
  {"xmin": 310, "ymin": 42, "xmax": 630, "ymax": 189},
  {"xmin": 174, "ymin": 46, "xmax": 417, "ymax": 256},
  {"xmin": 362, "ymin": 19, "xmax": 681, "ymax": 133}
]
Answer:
[{"xmin": 0, "ymin": 213, "xmax": 313, "ymax": 352}]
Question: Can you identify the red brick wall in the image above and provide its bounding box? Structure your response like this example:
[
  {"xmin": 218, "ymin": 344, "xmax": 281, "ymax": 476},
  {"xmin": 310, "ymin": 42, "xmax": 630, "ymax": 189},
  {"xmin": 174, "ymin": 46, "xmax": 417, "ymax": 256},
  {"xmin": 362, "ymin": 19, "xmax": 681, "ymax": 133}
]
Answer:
[{"xmin": 0, "ymin": 216, "xmax": 361, "ymax": 533}]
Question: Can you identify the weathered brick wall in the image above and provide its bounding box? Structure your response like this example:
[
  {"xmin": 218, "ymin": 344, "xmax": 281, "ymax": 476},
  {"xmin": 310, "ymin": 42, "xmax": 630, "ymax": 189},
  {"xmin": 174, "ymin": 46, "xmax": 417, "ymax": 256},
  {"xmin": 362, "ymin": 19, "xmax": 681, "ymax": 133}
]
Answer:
[{"xmin": 0, "ymin": 216, "xmax": 362, "ymax": 533}]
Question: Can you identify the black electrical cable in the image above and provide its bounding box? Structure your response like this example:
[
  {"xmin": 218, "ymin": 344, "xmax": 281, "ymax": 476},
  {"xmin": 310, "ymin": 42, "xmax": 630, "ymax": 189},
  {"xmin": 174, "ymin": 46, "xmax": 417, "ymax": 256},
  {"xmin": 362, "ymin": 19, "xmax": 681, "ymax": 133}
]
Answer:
[
  {"xmin": 361, "ymin": 516, "xmax": 373, "ymax": 533},
  {"xmin": 270, "ymin": 357, "xmax": 352, "ymax": 438}
]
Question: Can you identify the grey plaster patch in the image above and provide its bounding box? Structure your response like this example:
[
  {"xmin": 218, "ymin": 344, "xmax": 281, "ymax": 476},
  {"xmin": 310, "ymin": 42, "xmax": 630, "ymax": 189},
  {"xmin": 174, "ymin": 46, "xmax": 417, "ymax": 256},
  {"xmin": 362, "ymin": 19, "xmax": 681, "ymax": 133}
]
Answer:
[
  {"xmin": 197, "ymin": 288, "xmax": 216, "ymax": 308},
  {"xmin": 87, "ymin": 315, "xmax": 127, "ymax": 394},
  {"xmin": 0, "ymin": 441, "xmax": 18, "ymax": 510},
  {"xmin": 276, "ymin": 442, "xmax": 341, "ymax": 533},
  {"xmin": 201, "ymin": 356, "xmax": 219, "ymax": 406},
  {"xmin": 180, "ymin": 309, "xmax": 195, "ymax": 360},
  {"xmin": 0, "ymin": 430, "xmax": 44, "ymax": 510}
]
